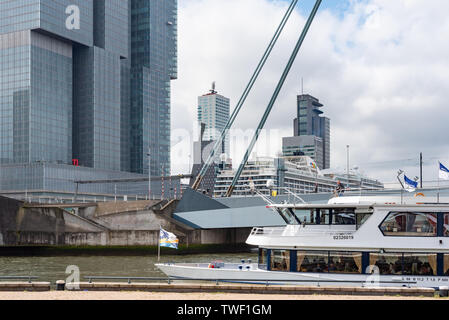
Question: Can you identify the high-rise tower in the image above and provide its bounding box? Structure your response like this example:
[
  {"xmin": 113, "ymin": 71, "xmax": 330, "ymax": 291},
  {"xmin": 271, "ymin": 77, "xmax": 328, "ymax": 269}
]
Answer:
[
  {"xmin": 130, "ymin": 0, "xmax": 178, "ymax": 177},
  {"xmin": 197, "ymin": 83, "xmax": 230, "ymax": 163},
  {"xmin": 283, "ymin": 94, "xmax": 330, "ymax": 169}
]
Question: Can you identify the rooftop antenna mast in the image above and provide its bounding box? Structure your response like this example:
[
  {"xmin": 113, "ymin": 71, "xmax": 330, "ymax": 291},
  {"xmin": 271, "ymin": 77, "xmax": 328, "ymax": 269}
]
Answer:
[
  {"xmin": 191, "ymin": 0, "xmax": 300, "ymax": 191},
  {"xmin": 210, "ymin": 81, "xmax": 217, "ymax": 94},
  {"xmin": 225, "ymin": 0, "xmax": 322, "ymax": 197}
]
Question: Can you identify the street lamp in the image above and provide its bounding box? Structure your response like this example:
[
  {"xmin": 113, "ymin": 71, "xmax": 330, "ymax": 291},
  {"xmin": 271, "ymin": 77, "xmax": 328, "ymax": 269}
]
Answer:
[
  {"xmin": 147, "ymin": 148, "xmax": 151, "ymax": 200},
  {"xmin": 346, "ymin": 145, "xmax": 350, "ymax": 187}
]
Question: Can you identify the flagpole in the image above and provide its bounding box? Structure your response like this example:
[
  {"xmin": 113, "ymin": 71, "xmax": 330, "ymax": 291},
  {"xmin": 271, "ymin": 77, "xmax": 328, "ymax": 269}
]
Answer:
[
  {"xmin": 438, "ymin": 162, "xmax": 440, "ymax": 203},
  {"xmin": 158, "ymin": 225, "xmax": 161, "ymax": 262}
]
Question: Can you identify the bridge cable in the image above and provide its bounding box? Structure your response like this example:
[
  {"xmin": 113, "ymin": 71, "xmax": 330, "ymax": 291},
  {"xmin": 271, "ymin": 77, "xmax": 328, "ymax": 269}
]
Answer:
[
  {"xmin": 226, "ymin": 0, "xmax": 323, "ymax": 197},
  {"xmin": 192, "ymin": 0, "xmax": 300, "ymax": 190}
]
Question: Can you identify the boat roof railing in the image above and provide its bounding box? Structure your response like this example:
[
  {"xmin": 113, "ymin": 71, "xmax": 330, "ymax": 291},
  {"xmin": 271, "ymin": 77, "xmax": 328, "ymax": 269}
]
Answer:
[
  {"xmin": 266, "ymin": 202, "xmax": 449, "ymax": 210},
  {"xmin": 244, "ymin": 184, "xmax": 275, "ymax": 206}
]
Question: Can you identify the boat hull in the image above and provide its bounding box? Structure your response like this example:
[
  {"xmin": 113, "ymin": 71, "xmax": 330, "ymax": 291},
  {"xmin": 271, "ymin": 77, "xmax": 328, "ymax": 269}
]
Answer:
[{"xmin": 155, "ymin": 263, "xmax": 449, "ymax": 288}]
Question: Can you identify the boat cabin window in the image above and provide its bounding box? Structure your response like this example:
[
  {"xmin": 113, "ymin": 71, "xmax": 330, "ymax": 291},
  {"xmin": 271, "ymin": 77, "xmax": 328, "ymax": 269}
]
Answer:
[
  {"xmin": 328, "ymin": 251, "xmax": 361, "ymax": 274},
  {"xmin": 370, "ymin": 253, "xmax": 437, "ymax": 276},
  {"xmin": 445, "ymin": 254, "xmax": 449, "ymax": 276},
  {"xmin": 293, "ymin": 209, "xmax": 316, "ymax": 224},
  {"xmin": 403, "ymin": 254, "xmax": 437, "ymax": 276},
  {"xmin": 332, "ymin": 208, "xmax": 356, "ymax": 225},
  {"xmin": 370, "ymin": 253, "xmax": 403, "ymax": 275},
  {"xmin": 297, "ymin": 251, "xmax": 328, "ymax": 273},
  {"xmin": 444, "ymin": 213, "xmax": 449, "ymax": 237},
  {"xmin": 266, "ymin": 250, "xmax": 448, "ymax": 276},
  {"xmin": 277, "ymin": 208, "xmax": 301, "ymax": 225},
  {"xmin": 292, "ymin": 208, "xmax": 356, "ymax": 225},
  {"xmin": 355, "ymin": 208, "xmax": 373, "ymax": 230},
  {"xmin": 270, "ymin": 250, "xmax": 290, "ymax": 271},
  {"xmin": 296, "ymin": 251, "xmax": 362, "ymax": 274},
  {"xmin": 318, "ymin": 209, "xmax": 331, "ymax": 224},
  {"xmin": 258, "ymin": 248, "xmax": 267, "ymax": 270},
  {"xmin": 380, "ymin": 212, "xmax": 437, "ymax": 237}
]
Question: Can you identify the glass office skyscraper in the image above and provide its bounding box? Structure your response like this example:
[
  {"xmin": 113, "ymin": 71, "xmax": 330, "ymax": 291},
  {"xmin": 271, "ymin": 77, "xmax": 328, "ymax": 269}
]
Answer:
[
  {"xmin": 0, "ymin": 0, "xmax": 178, "ymax": 198},
  {"xmin": 130, "ymin": 0, "xmax": 177, "ymax": 177},
  {"xmin": 283, "ymin": 94, "xmax": 330, "ymax": 170},
  {"xmin": 0, "ymin": 0, "xmax": 93, "ymax": 166},
  {"xmin": 294, "ymin": 94, "xmax": 330, "ymax": 169}
]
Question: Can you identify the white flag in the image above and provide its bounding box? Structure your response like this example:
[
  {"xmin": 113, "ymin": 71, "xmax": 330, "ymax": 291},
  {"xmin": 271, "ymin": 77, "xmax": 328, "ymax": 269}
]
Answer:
[{"xmin": 159, "ymin": 227, "xmax": 179, "ymax": 249}]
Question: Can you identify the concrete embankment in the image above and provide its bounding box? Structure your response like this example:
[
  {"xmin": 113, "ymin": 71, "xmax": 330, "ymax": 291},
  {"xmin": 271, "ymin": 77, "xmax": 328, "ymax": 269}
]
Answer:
[
  {"xmin": 0, "ymin": 282, "xmax": 50, "ymax": 291},
  {"xmin": 63, "ymin": 282, "xmax": 436, "ymax": 297},
  {"xmin": 0, "ymin": 281, "xmax": 441, "ymax": 298},
  {"xmin": 0, "ymin": 195, "xmax": 252, "ymax": 247}
]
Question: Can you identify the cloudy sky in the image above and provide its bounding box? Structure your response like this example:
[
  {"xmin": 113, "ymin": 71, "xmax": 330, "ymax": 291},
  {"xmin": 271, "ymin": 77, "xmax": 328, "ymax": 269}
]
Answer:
[{"xmin": 170, "ymin": 0, "xmax": 449, "ymax": 187}]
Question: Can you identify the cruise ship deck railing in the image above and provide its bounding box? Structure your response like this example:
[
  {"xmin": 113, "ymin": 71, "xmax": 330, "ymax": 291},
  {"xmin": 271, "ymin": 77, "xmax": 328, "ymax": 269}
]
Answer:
[{"xmin": 83, "ymin": 275, "xmax": 417, "ymax": 287}]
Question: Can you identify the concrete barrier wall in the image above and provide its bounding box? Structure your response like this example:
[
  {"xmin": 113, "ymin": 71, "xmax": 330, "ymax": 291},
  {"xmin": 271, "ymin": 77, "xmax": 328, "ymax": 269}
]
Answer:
[
  {"xmin": 200, "ymin": 228, "xmax": 252, "ymax": 244},
  {"xmin": 64, "ymin": 232, "xmax": 107, "ymax": 246},
  {"xmin": 0, "ymin": 196, "xmax": 251, "ymax": 247},
  {"xmin": 5, "ymin": 231, "xmax": 63, "ymax": 245},
  {"xmin": 0, "ymin": 196, "xmax": 24, "ymax": 245},
  {"xmin": 107, "ymin": 230, "xmax": 159, "ymax": 246},
  {"xmin": 0, "ymin": 195, "xmax": 67, "ymax": 245},
  {"xmin": 63, "ymin": 211, "xmax": 105, "ymax": 233},
  {"xmin": 92, "ymin": 210, "xmax": 166, "ymax": 231},
  {"xmin": 1, "ymin": 228, "xmax": 250, "ymax": 246}
]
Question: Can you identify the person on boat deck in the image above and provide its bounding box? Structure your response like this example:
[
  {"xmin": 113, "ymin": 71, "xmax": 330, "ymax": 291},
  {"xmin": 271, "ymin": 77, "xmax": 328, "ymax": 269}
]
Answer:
[
  {"xmin": 344, "ymin": 262, "xmax": 353, "ymax": 273},
  {"xmin": 419, "ymin": 265, "xmax": 430, "ymax": 275},
  {"xmin": 387, "ymin": 263, "xmax": 395, "ymax": 274},
  {"xmin": 335, "ymin": 180, "xmax": 345, "ymax": 196}
]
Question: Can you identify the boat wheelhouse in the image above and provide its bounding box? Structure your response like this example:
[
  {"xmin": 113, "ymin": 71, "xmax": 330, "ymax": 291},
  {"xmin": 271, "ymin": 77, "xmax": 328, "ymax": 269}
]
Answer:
[{"xmin": 156, "ymin": 196, "xmax": 449, "ymax": 288}]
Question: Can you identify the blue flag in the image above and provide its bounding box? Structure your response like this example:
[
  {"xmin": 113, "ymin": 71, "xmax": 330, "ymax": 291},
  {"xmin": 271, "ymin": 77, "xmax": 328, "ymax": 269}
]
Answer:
[
  {"xmin": 404, "ymin": 175, "xmax": 418, "ymax": 192},
  {"xmin": 439, "ymin": 162, "xmax": 449, "ymax": 180}
]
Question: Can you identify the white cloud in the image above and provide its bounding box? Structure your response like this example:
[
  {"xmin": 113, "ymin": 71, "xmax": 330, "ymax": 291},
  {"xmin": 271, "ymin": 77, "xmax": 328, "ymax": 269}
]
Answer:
[{"xmin": 171, "ymin": 0, "xmax": 449, "ymax": 187}]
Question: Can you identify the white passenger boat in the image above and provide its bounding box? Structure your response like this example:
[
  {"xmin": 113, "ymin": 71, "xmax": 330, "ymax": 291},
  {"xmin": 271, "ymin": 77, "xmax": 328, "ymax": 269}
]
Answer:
[{"xmin": 156, "ymin": 195, "xmax": 449, "ymax": 288}]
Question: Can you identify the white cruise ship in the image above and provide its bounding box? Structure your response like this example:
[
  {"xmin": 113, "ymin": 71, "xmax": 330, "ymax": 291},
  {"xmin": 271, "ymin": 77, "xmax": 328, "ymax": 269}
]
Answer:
[
  {"xmin": 157, "ymin": 194, "xmax": 449, "ymax": 288},
  {"xmin": 213, "ymin": 156, "xmax": 383, "ymax": 198}
]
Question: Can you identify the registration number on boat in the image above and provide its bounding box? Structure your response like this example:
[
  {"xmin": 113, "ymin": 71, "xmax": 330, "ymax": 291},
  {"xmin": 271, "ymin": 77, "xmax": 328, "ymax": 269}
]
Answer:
[{"xmin": 332, "ymin": 234, "xmax": 354, "ymax": 240}]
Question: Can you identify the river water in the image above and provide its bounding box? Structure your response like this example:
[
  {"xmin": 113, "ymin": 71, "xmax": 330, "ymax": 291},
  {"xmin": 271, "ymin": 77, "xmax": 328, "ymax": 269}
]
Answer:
[{"xmin": 0, "ymin": 252, "xmax": 257, "ymax": 286}]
